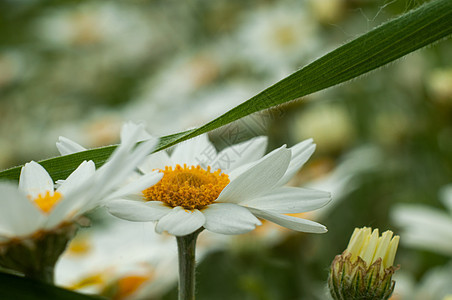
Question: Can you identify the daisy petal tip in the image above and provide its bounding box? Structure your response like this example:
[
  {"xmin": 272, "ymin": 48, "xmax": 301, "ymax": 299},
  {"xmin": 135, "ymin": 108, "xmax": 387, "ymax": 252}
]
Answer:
[
  {"xmin": 154, "ymin": 225, "xmax": 164, "ymax": 235},
  {"xmin": 24, "ymin": 160, "xmax": 39, "ymax": 168}
]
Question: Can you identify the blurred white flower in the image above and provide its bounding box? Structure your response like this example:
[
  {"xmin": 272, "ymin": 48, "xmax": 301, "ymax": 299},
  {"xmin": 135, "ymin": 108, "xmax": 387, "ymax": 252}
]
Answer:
[
  {"xmin": 307, "ymin": 145, "xmax": 383, "ymax": 219},
  {"xmin": 107, "ymin": 131, "xmax": 331, "ymax": 236},
  {"xmin": 293, "ymin": 102, "xmax": 356, "ymax": 154},
  {"xmin": 308, "ymin": 0, "xmax": 345, "ymax": 24},
  {"xmin": 0, "ymin": 123, "xmax": 161, "ymax": 280},
  {"xmin": 0, "ymin": 160, "xmax": 94, "ymax": 242},
  {"xmin": 426, "ymin": 68, "xmax": 452, "ymax": 105},
  {"xmin": 372, "ymin": 110, "xmax": 411, "ymax": 148},
  {"xmin": 0, "ymin": 50, "xmax": 28, "ymax": 88},
  {"xmin": 56, "ymin": 213, "xmax": 178, "ymax": 299},
  {"xmin": 235, "ymin": 1, "xmax": 319, "ymax": 77},
  {"xmin": 126, "ymin": 76, "xmax": 262, "ymax": 136},
  {"xmin": 392, "ymin": 262, "xmax": 452, "ymax": 300},
  {"xmin": 0, "ymin": 123, "xmax": 161, "ymax": 244},
  {"xmin": 34, "ymin": 3, "xmax": 162, "ymax": 65},
  {"xmin": 391, "ymin": 184, "xmax": 452, "ymax": 257}
]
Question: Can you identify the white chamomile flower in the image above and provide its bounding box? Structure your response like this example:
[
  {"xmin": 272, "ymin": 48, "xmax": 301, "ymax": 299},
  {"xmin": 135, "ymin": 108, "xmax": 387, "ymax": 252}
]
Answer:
[
  {"xmin": 0, "ymin": 122, "xmax": 162, "ymax": 281},
  {"xmin": 0, "ymin": 160, "xmax": 94, "ymax": 243},
  {"xmin": 106, "ymin": 132, "xmax": 332, "ymax": 237},
  {"xmin": 55, "ymin": 213, "xmax": 178, "ymax": 299}
]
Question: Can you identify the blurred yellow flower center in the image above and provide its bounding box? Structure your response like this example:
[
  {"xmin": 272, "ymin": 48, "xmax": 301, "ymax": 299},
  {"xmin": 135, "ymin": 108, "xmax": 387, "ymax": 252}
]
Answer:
[
  {"xmin": 69, "ymin": 274, "xmax": 105, "ymax": 291},
  {"xmin": 116, "ymin": 274, "xmax": 152, "ymax": 299},
  {"xmin": 142, "ymin": 164, "xmax": 230, "ymax": 210},
  {"xmin": 67, "ymin": 237, "xmax": 91, "ymax": 256},
  {"xmin": 34, "ymin": 191, "xmax": 62, "ymax": 213}
]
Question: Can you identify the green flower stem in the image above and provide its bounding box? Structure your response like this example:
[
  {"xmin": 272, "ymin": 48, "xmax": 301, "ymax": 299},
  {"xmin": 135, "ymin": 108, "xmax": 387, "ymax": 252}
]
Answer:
[{"xmin": 176, "ymin": 229, "xmax": 203, "ymax": 300}]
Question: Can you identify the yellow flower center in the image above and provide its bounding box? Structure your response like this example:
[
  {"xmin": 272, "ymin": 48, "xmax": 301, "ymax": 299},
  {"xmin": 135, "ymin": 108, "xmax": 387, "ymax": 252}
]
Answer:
[
  {"xmin": 33, "ymin": 191, "xmax": 62, "ymax": 213},
  {"xmin": 69, "ymin": 273, "xmax": 105, "ymax": 291},
  {"xmin": 116, "ymin": 274, "xmax": 152, "ymax": 299},
  {"xmin": 66, "ymin": 236, "xmax": 91, "ymax": 256},
  {"xmin": 142, "ymin": 164, "xmax": 230, "ymax": 210}
]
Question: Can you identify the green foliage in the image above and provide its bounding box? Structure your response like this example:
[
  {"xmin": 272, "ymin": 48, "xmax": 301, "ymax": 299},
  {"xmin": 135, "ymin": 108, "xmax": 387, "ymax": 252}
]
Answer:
[{"xmin": 0, "ymin": 272, "xmax": 102, "ymax": 300}]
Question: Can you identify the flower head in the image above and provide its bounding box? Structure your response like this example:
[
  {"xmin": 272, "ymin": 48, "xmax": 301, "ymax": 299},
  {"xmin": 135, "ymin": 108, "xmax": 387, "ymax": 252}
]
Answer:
[
  {"xmin": 328, "ymin": 227, "xmax": 400, "ymax": 300},
  {"xmin": 107, "ymin": 132, "xmax": 331, "ymax": 237},
  {"xmin": 56, "ymin": 214, "xmax": 177, "ymax": 299},
  {"xmin": 0, "ymin": 122, "xmax": 162, "ymax": 277},
  {"xmin": 143, "ymin": 164, "xmax": 230, "ymax": 210}
]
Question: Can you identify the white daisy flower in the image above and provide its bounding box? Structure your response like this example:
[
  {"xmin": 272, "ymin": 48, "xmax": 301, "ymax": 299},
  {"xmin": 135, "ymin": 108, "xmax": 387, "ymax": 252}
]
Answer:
[
  {"xmin": 0, "ymin": 122, "xmax": 162, "ymax": 280},
  {"xmin": 391, "ymin": 184, "xmax": 452, "ymax": 257},
  {"xmin": 106, "ymin": 133, "xmax": 332, "ymax": 237},
  {"xmin": 55, "ymin": 213, "xmax": 178, "ymax": 299},
  {"xmin": 235, "ymin": 2, "xmax": 319, "ymax": 78},
  {"xmin": 392, "ymin": 262, "xmax": 452, "ymax": 300},
  {"xmin": 0, "ymin": 160, "xmax": 95, "ymax": 243}
]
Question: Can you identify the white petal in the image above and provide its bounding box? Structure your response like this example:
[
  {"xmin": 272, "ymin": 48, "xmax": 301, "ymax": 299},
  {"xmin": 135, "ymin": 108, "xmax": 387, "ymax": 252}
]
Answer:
[
  {"xmin": 95, "ymin": 137, "xmax": 158, "ymax": 199},
  {"xmin": 440, "ymin": 184, "xmax": 452, "ymax": 213},
  {"xmin": 120, "ymin": 121, "xmax": 152, "ymax": 143},
  {"xmin": 217, "ymin": 146, "xmax": 291, "ymax": 204},
  {"xmin": 401, "ymin": 231, "xmax": 452, "ymax": 256},
  {"xmin": 276, "ymin": 139, "xmax": 316, "ymax": 186},
  {"xmin": 44, "ymin": 161, "xmax": 97, "ymax": 228},
  {"xmin": 57, "ymin": 160, "xmax": 95, "ymax": 196},
  {"xmin": 107, "ymin": 200, "xmax": 171, "ymax": 222},
  {"xmin": 45, "ymin": 182, "xmax": 94, "ymax": 229},
  {"xmin": 392, "ymin": 205, "xmax": 452, "ymax": 232},
  {"xmin": 202, "ymin": 203, "xmax": 261, "ymax": 235},
  {"xmin": 56, "ymin": 136, "xmax": 87, "ymax": 155},
  {"xmin": 391, "ymin": 204, "xmax": 452, "ymax": 255},
  {"xmin": 138, "ymin": 151, "xmax": 172, "ymax": 174},
  {"xmin": 112, "ymin": 137, "xmax": 159, "ymax": 186},
  {"xmin": 171, "ymin": 134, "xmax": 216, "ymax": 166},
  {"xmin": 103, "ymin": 171, "xmax": 164, "ymax": 202},
  {"xmin": 155, "ymin": 207, "xmax": 205, "ymax": 236},
  {"xmin": 241, "ymin": 187, "xmax": 331, "ymax": 214},
  {"xmin": 210, "ymin": 136, "xmax": 268, "ymax": 173},
  {"xmin": 96, "ymin": 122, "xmax": 153, "ymax": 190},
  {"xmin": 0, "ymin": 182, "xmax": 45, "ymax": 237},
  {"xmin": 248, "ymin": 207, "xmax": 327, "ymax": 233},
  {"xmin": 19, "ymin": 161, "xmax": 54, "ymax": 199}
]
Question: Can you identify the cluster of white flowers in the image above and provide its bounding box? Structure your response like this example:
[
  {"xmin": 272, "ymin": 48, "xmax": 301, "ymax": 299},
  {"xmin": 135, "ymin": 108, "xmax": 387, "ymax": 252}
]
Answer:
[{"xmin": 0, "ymin": 121, "xmax": 331, "ymax": 298}]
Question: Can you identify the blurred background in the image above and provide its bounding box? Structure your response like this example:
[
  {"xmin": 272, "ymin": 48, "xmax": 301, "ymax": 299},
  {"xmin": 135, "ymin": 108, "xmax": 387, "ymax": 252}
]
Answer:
[{"xmin": 1, "ymin": 0, "xmax": 452, "ymax": 299}]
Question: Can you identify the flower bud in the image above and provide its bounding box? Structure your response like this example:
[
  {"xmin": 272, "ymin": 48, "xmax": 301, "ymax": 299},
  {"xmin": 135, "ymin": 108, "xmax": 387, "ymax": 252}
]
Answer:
[{"xmin": 328, "ymin": 227, "xmax": 400, "ymax": 300}]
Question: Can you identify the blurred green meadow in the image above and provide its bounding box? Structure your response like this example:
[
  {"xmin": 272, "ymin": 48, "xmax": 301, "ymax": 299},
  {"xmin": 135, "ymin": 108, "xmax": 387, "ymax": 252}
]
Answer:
[{"xmin": 1, "ymin": 0, "xmax": 451, "ymax": 299}]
